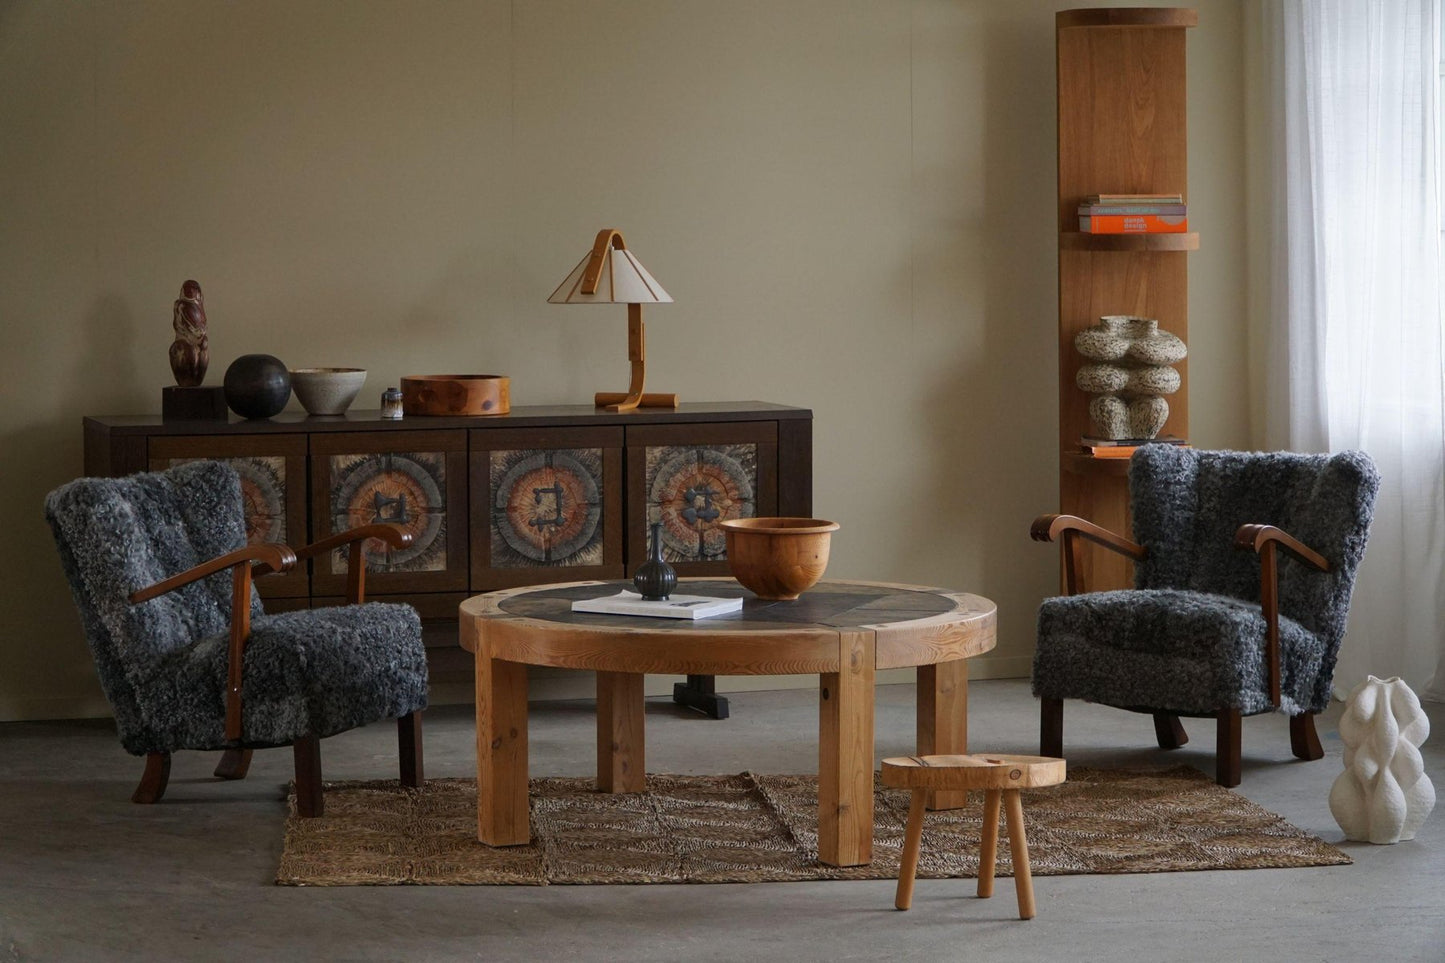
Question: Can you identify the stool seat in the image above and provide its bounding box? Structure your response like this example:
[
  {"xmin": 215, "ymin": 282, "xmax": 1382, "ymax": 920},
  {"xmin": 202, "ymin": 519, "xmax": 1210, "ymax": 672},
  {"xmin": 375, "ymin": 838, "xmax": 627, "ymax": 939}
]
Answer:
[
  {"xmin": 881, "ymin": 754, "xmax": 1066, "ymax": 791},
  {"xmin": 881, "ymin": 752, "xmax": 1066, "ymax": 919}
]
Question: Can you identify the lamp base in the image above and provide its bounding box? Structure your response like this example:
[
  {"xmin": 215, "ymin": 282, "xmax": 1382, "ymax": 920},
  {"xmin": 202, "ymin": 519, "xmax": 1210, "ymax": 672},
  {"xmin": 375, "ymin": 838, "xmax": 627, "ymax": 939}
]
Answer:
[{"xmin": 594, "ymin": 391, "xmax": 679, "ymax": 412}]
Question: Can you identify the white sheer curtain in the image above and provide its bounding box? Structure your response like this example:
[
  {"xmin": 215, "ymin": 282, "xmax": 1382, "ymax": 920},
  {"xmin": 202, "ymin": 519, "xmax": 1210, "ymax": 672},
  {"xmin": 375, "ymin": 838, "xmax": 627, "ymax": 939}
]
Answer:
[{"xmin": 1259, "ymin": 0, "xmax": 1445, "ymax": 700}]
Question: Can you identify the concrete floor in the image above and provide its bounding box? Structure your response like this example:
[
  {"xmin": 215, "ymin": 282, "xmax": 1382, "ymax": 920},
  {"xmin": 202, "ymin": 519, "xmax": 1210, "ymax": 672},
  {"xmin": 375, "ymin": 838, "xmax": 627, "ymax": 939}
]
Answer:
[{"xmin": 1, "ymin": 679, "xmax": 1442, "ymax": 962}]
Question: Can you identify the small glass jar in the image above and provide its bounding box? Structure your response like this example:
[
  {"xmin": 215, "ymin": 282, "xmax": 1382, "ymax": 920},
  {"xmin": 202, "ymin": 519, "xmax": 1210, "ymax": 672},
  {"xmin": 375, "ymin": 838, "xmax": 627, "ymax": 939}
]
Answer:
[{"xmin": 380, "ymin": 387, "xmax": 404, "ymax": 420}]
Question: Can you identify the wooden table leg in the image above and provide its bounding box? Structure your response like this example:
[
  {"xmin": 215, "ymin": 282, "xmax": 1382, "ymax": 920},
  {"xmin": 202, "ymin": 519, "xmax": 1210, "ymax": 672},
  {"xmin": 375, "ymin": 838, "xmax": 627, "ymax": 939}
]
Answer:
[
  {"xmin": 917, "ymin": 659, "xmax": 969, "ymax": 810},
  {"xmin": 597, "ymin": 670, "xmax": 646, "ymax": 793},
  {"xmin": 474, "ymin": 623, "xmax": 530, "ymax": 846},
  {"xmin": 818, "ymin": 630, "xmax": 876, "ymax": 867}
]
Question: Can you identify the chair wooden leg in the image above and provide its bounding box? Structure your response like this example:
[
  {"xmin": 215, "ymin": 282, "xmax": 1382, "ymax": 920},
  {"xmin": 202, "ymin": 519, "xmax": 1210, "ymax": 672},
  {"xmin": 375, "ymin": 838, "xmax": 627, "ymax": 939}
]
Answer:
[
  {"xmin": 1003, "ymin": 789, "xmax": 1036, "ymax": 920},
  {"xmin": 213, "ymin": 748, "xmax": 253, "ymax": 780},
  {"xmin": 132, "ymin": 752, "xmax": 171, "ymax": 804},
  {"xmin": 1290, "ymin": 712, "xmax": 1323, "ymax": 761},
  {"xmin": 977, "ymin": 788, "xmax": 1002, "ymax": 900},
  {"xmin": 1153, "ymin": 712, "xmax": 1189, "ymax": 750},
  {"xmin": 1040, "ymin": 697, "xmax": 1063, "ymax": 758},
  {"xmin": 1216, "ymin": 709, "xmax": 1242, "ymax": 787},
  {"xmin": 293, "ymin": 735, "xmax": 324, "ymax": 817},
  {"xmin": 895, "ymin": 788, "xmax": 928, "ymax": 911},
  {"xmin": 398, "ymin": 711, "xmax": 424, "ymax": 788}
]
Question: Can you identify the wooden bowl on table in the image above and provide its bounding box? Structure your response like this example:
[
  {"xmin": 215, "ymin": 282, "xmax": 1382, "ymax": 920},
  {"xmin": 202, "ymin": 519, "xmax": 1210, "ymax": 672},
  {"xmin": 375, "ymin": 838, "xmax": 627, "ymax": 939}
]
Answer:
[
  {"xmin": 720, "ymin": 517, "xmax": 840, "ymax": 600},
  {"xmin": 400, "ymin": 375, "xmax": 510, "ymax": 416}
]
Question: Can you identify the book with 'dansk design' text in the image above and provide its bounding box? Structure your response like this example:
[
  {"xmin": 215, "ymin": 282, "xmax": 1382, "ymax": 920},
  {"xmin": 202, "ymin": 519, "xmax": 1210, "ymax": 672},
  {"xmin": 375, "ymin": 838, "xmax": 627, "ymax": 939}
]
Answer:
[{"xmin": 571, "ymin": 590, "xmax": 744, "ymax": 620}]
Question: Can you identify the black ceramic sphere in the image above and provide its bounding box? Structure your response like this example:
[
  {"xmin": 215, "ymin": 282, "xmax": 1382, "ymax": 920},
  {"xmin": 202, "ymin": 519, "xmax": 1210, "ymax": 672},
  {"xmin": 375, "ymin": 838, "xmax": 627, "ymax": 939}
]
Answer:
[
  {"xmin": 633, "ymin": 522, "xmax": 678, "ymax": 601},
  {"xmin": 223, "ymin": 353, "xmax": 291, "ymax": 419}
]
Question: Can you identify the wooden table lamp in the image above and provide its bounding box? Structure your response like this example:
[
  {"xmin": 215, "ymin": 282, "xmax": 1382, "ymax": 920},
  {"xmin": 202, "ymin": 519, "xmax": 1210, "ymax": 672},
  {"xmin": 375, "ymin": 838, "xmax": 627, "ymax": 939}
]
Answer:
[{"xmin": 548, "ymin": 228, "xmax": 676, "ymax": 412}]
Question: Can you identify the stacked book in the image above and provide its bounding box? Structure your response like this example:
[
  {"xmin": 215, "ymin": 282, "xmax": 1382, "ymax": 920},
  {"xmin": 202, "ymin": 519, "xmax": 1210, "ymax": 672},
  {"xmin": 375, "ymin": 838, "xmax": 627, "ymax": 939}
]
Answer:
[
  {"xmin": 571, "ymin": 590, "xmax": 744, "ymax": 620},
  {"xmin": 1080, "ymin": 435, "xmax": 1188, "ymax": 458},
  {"xmin": 1078, "ymin": 193, "xmax": 1187, "ymax": 234}
]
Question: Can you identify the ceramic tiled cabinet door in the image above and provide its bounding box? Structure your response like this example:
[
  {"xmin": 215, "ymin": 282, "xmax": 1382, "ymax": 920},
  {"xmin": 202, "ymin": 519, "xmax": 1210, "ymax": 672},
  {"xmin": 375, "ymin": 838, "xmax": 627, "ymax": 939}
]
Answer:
[
  {"xmin": 625, "ymin": 422, "xmax": 779, "ymax": 577},
  {"xmin": 147, "ymin": 434, "xmax": 309, "ymax": 600},
  {"xmin": 309, "ymin": 430, "xmax": 470, "ymax": 596},
  {"xmin": 469, "ymin": 426, "xmax": 625, "ymax": 589}
]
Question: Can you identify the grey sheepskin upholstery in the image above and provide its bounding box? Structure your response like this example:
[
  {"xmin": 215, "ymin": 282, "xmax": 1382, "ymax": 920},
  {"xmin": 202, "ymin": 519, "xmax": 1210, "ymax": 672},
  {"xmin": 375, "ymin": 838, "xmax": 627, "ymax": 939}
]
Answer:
[
  {"xmin": 45, "ymin": 461, "xmax": 428, "ymax": 755},
  {"xmin": 1032, "ymin": 447, "xmax": 1378, "ymax": 716}
]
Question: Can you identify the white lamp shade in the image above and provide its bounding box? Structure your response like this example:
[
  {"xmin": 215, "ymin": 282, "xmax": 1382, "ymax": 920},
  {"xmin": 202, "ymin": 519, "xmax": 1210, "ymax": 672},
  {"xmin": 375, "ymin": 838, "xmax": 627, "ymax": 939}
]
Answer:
[{"xmin": 547, "ymin": 244, "xmax": 673, "ymax": 304}]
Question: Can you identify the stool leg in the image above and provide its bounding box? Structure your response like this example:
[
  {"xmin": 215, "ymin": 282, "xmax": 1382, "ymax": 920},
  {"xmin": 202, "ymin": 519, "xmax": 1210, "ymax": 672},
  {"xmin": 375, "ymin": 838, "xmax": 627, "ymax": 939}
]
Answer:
[
  {"xmin": 896, "ymin": 788, "xmax": 928, "ymax": 910},
  {"xmin": 977, "ymin": 788, "xmax": 1001, "ymax": 899},
  {"xmin": 1003, "ymin": 789, "xmax": 1036, "ymax": 920}
]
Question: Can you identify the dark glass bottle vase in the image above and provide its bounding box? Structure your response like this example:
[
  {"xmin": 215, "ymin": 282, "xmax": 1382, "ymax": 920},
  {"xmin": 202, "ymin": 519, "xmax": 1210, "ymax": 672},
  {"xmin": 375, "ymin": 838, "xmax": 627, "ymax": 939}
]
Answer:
[{"xmin": 633, "ymin": 522, "xmax": 678, "ymax": 601}]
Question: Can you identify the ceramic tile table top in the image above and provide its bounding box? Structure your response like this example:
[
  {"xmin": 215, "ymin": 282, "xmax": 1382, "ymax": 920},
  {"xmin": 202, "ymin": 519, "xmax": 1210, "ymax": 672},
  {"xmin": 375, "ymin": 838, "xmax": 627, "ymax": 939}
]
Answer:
[{"xmin": 459, "ymin": 578, "xmax": 997, "ymax": 867}]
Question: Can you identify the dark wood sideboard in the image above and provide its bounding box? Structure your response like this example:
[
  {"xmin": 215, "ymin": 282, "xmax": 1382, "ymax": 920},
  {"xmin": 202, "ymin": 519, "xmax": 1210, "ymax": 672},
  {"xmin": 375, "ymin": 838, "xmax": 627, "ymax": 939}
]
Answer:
[{"xmin": 82, "ymin": 401, "xmax": 813, "ymax": 718}]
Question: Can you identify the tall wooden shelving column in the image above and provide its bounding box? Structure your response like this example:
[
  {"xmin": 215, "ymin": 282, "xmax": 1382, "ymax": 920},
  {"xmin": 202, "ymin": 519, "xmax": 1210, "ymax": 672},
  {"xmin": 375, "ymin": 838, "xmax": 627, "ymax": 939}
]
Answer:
[{"xmin": 1056, "ymin": 7, "xmax": 1198, "ymax": 591}]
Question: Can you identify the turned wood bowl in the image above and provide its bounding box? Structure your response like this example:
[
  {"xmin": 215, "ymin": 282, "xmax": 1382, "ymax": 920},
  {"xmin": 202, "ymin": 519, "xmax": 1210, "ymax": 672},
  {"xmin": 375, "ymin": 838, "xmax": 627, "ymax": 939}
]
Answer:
[
  {"xmin": 720, "ymin": 517, "xmax": 840, "ymax": 600},
  {"xmin": 401, "ymin": 374, "xmax": 510, "ymax": 416}
]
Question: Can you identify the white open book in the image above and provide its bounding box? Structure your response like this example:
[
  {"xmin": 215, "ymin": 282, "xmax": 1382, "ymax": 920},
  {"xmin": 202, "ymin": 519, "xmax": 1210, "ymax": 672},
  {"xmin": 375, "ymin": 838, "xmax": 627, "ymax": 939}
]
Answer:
[{"xmin": 570, "ymin": 589, "xmax": 744, "ymax": 620}]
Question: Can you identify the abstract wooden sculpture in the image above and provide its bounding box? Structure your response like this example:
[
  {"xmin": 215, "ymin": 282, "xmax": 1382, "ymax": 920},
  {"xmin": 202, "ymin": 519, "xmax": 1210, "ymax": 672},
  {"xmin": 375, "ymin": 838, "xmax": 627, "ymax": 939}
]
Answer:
[{"xmin": 169, "ymin": 279, "xmax": 209, "ymax": 387}]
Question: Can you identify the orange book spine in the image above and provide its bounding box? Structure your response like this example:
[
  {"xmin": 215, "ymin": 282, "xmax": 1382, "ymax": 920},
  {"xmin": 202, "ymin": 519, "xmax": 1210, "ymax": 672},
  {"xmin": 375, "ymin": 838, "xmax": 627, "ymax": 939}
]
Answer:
[{"xmin": 1078, "ymin": 214, "xmax": 1188, "ymax": 234}]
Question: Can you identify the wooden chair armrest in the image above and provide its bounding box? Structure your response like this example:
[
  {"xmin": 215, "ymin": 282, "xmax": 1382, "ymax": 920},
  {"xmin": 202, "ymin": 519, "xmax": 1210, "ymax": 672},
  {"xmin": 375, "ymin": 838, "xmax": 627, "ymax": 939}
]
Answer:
[
  {"xmin": 291, "ymin": 524, "xmax": 414, "ymax": 562},
  {"xmin": 129, "ymin": 543, "xmax": 295, "ymax": 744},
  {"xmin": 1030, "ymin": 514, "xmax": 1146, "ymax": 560},
  {"xmin": 1030, "ymin": 514, "xmax": 1145, "ymax": 597},
  {"xmin": 1232, "ymin": 524, "xmax": 1331, "ymax": 571},
  {"xmin": 293, "ymin": 524, "xmax": 413, "ymax": 605},
  {"xmin": 129, "ymin": 544, "xmax": 297, "ymax": 604},
  {"xmin": 1232, "ymin": 524, "xmax": 1328, "ymax": 710}
]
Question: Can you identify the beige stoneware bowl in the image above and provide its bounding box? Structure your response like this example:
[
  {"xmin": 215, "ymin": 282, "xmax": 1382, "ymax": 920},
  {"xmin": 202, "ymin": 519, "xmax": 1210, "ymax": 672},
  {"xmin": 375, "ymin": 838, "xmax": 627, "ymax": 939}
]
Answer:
[{"xmin": 290, "ymin": 367, "xmax": 367, "ymax": 416}]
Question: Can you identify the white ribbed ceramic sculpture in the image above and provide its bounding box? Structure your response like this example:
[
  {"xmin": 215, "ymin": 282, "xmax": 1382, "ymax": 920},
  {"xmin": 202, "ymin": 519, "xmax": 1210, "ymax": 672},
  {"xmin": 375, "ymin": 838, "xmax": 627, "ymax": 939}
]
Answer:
[{"xmin": 1329, "ymin": 675, "xmax": 1435, "ymax": 844}]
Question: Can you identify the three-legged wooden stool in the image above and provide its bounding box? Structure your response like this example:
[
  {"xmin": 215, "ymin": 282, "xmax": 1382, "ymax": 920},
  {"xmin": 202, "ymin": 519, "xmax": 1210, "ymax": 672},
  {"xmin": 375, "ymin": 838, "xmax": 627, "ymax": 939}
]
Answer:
[{"xmin": 881, "ymin": 753, "xmax": 1066, "ymax": 919}]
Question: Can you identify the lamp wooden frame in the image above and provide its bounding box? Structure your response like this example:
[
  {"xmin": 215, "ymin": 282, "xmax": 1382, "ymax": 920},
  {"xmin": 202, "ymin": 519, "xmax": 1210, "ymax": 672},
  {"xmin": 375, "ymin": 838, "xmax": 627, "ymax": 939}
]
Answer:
[{"xmin": 579, "ymin": 229, "xmax": 678, "ymax": 414}]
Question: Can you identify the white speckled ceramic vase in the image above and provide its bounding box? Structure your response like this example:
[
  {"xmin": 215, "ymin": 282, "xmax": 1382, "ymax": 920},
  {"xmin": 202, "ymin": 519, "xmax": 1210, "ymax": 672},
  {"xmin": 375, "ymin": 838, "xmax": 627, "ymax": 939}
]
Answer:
[
  {"xmin": 1329, "ymin": 675, "xmax": 1435, "ymax": 844},
  {"xmin": 1074, "ymin": 315, "xmax": 1187, "ymax": 440}
]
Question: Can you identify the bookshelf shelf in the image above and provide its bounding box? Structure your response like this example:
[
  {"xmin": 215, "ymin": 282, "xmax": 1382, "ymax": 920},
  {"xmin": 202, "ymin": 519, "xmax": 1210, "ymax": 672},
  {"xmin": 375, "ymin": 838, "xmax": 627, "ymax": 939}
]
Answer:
[
  {"xmin": 1055, "ymin": 7, "xmax": 1196, "ymax": 592},
  {"xmin": 1060, "ymin": 451, "xmax": 1132, "ymax": 477},
  {"xmin": 1059, "ymin": 231, "xmax": 1200, "ymax": 252}
]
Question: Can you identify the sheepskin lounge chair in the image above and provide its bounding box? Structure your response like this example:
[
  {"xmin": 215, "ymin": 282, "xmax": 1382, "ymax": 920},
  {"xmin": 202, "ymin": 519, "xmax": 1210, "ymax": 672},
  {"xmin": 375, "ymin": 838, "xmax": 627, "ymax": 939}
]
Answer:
[
  {"xmin": 46, "ymin": 460, "xmax": 428, "ymax": 816},
  {"xmin": 1030, "ymin": 446, "xmax": 1379, "ymax": 786}
]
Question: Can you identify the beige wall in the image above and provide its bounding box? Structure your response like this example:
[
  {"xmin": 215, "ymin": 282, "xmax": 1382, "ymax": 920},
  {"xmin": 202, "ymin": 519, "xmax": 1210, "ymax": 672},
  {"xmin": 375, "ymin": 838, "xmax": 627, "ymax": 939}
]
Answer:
[{"xmin": 0, "ymin": 0, "xmax": 1249, "ymax": 721}]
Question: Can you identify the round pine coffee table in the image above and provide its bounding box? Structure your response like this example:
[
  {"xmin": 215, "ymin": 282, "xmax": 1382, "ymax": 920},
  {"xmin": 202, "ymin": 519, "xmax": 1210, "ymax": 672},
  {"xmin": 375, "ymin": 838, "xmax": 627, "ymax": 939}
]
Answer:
[{"xmin": 459, "ymin": 578, "xmax": 996, "ymax": 867}]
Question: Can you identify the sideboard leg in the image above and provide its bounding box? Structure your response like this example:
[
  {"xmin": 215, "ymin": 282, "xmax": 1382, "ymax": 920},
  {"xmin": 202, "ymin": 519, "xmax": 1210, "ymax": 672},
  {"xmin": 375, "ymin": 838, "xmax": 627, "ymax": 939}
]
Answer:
[{"xmin": 673, "ymin": 674, "xmax": 730, "ymax": 719}]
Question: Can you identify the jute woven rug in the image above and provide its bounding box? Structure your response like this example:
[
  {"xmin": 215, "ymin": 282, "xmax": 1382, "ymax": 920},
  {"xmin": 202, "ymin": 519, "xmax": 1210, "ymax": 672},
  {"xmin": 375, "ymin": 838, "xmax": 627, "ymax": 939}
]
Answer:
[{"xmin": 275, "ymin": 766, "xmax": 1349, "ymax": 886}]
